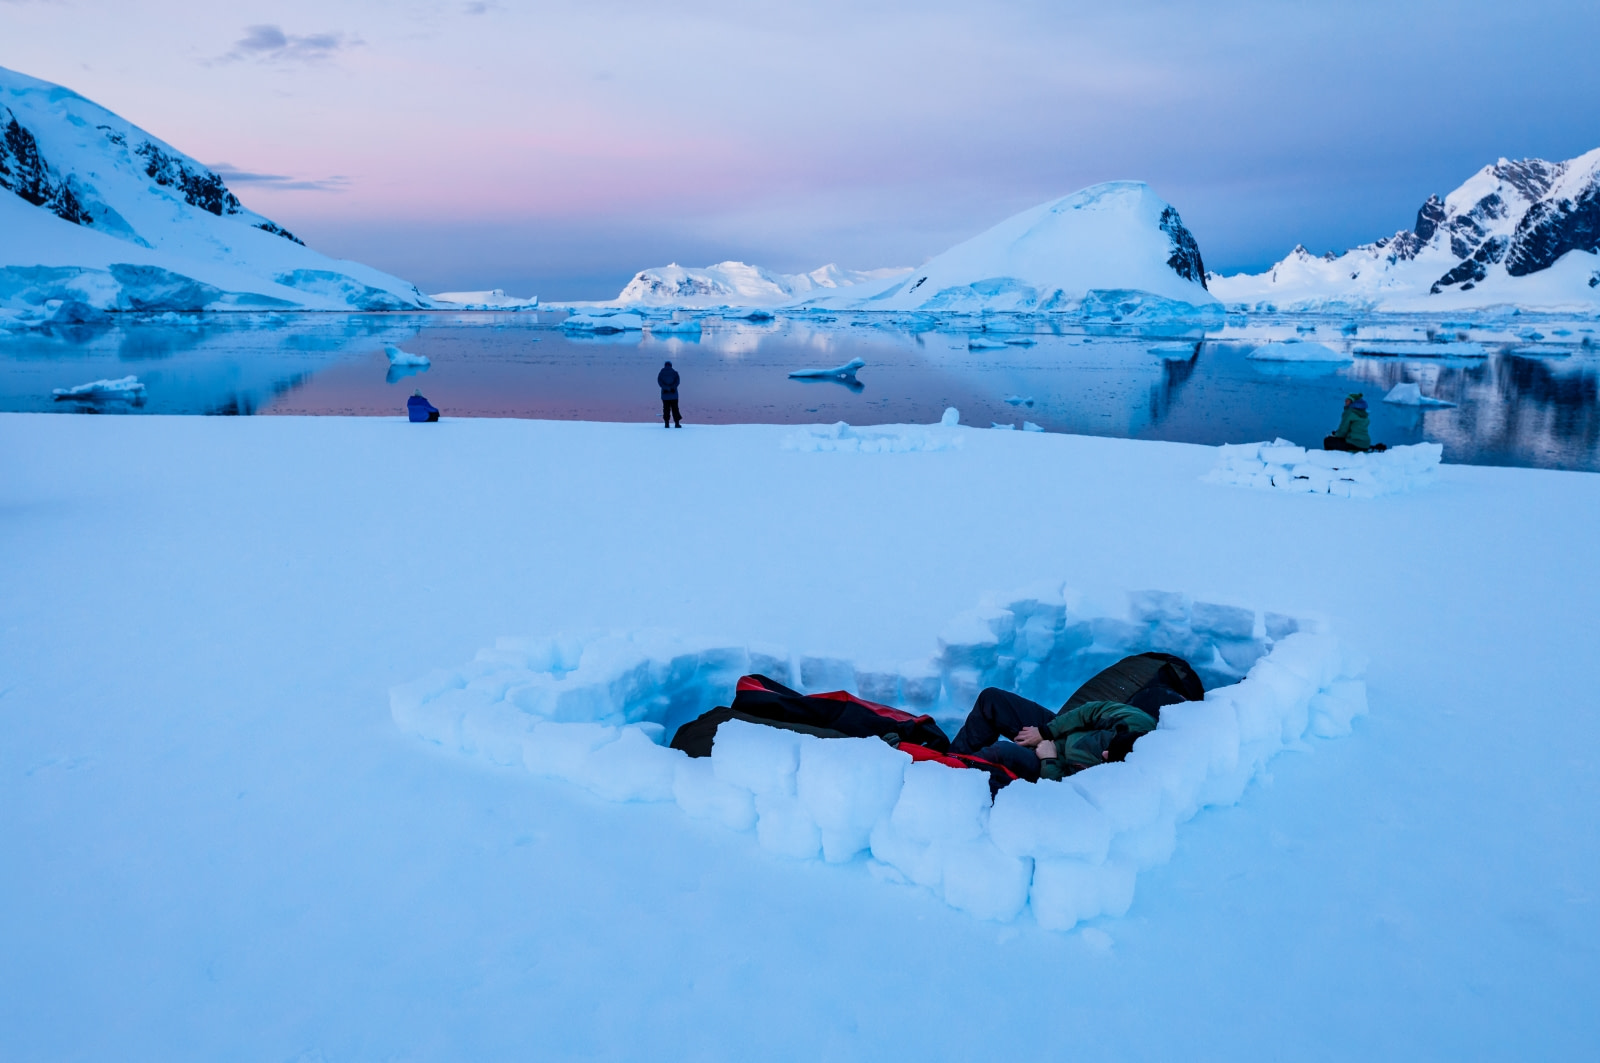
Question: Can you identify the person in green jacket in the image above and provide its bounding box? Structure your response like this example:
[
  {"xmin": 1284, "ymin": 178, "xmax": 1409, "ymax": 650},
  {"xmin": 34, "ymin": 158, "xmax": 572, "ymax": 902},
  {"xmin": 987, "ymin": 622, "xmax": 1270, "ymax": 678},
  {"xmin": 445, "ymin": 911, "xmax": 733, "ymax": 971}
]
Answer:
[
  {"xmin": 1324, "ymin": 393, "xmax": 1386, "ymax": 452},
  {"xmin": 947, "ymin": 652, "xmax": 1203, "ymax": 782}
]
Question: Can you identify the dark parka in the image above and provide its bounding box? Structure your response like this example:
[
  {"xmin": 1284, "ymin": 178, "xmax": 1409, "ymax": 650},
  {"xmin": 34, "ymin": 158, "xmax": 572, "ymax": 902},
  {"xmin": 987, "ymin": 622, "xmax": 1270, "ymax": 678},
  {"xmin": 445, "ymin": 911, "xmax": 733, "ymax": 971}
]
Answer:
[
  {"xmin": 657, "ymin": 364, "xmax": 680, "ymax": 400},
  {"xmin": 1036, "ymin": 651, "xmax": 1203, "ymax": 780}
]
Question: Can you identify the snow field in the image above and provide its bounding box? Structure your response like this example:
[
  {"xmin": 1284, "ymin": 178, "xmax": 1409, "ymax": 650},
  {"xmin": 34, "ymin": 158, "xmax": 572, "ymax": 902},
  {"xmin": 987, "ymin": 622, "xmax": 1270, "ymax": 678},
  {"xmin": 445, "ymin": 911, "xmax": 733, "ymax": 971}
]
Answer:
[
  {"xmin": 391, "ymin": 587, "xmax": 1365, "ymax": 928},
  {"xmin": 1205, "ymin": 439, "xmax": 1443, "ymax": 497}
]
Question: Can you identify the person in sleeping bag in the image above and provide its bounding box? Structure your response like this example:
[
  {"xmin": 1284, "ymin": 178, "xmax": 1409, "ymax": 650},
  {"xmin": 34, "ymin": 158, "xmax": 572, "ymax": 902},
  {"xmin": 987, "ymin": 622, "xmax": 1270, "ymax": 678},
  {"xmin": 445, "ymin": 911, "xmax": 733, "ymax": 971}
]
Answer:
[{"xmin": 947, "ymin": 652, "xmax": 1202, "ymax": 782}]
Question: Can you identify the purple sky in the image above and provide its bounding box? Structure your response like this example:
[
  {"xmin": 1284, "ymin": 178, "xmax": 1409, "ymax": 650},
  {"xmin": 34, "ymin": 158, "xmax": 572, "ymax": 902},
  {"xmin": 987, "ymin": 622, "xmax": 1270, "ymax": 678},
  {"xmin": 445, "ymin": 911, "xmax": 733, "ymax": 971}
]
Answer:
[{"xmin": 6, "ymin": 0, "xmax": 1600, "ymax": 298}]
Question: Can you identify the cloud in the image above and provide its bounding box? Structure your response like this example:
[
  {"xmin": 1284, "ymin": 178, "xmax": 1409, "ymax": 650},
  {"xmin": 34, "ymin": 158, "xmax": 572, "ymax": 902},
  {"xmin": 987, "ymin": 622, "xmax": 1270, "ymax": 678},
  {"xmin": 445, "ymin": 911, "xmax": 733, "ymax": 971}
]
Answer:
[
  {"xmin": 208, "ymin": 164, "xmax": 350, "ymax": 193},
  {"xmin": 220, "ymin": 24, "xmax": 359, "ymax": 64},
  {"xmin": 462, "ymin": 2, "xmax": 503, "ymax": 13}
]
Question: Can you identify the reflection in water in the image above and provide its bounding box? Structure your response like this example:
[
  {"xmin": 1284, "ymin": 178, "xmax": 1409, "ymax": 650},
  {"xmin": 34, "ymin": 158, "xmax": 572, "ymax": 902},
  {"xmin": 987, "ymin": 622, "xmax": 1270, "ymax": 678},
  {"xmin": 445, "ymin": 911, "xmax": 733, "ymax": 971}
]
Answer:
[{"xmin": 2, "ymin": 311, "xmax": 1597, "ymax": 470}]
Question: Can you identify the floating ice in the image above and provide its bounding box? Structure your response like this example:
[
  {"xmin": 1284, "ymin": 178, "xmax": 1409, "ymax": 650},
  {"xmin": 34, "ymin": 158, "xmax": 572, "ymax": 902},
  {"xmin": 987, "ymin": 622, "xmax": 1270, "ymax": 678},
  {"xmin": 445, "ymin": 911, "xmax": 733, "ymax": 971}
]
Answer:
[
  {"xmin": 562, "ymin": 311, "xmax": 645, "ymax": 333},
  {"xmin": 393, "ymin": 587, "xmax": 1366, "ymax": 930},
  {"xmin": 940, "ymin": 408, "xmax": 960, "ymax": 426},
  {"xmin": 968, "ymin": 335, "xmax": 1008, "ymax": 350},
  {"xmin": 1004, "ymin": 396, "xmax": 1035, "ymax": 406},
  {"xmin": 384, "ymin": 345, "xmax": 430, "ymax": 368},
  {"xmin": 1148, "ymin": 342, "xmax": 1199, "ymax": 358},
  {"xmin": 428, "ymin": 289, "xmax": 539, "ymax": 310},
  {"xmin": 1204, "ymin": 439, "xmax": 1443, "ymax": 497},
  {"xmin": 1246, "ymin": 340, "xmax": 1352, "ymax": 363},
  {"xmin": 1023, "ymin": 422, "xmax": 1044, "ymax": 432},
  {"xmin": 646, "ymin": 317, "xmax": 703, "ymax": 336},
  {"xmin": 788, "ymin": 357, "xmax": 865, "ymax": 380},
  {"xmin": 1382, "ymin": 383, "xmax": 1455, "ymax": 407},
  {"xmin": 1352, "ymin": 340, "xmax": 1487, "ymax": 359},
  {"xmin": 52, "ymin": 375, "xmax": 145, "ymax": 401}
]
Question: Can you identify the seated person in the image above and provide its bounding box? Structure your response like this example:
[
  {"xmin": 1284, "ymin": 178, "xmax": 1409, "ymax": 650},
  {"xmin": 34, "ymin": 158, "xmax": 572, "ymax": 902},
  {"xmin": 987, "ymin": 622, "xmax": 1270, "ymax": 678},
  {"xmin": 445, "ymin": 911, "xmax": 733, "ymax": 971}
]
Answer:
[
  {"xmin": 1323, "ymin": 393, "xmax": 1386, "ymax": 453},
  {"xmin": 407, "ymin": 391, "xmax": 441, "ymax": 423},
  {"xmin": 948, "ymin": 652, "xmax": 1202, "ymax": 782}
]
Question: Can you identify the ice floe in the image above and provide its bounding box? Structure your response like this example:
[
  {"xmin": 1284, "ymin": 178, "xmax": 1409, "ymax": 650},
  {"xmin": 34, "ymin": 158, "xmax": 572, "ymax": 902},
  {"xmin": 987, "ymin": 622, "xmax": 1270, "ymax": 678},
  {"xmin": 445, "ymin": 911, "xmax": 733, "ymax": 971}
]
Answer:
[
  {"xmin": 1204, "ymin": 439, "xmax": 1444, "ymax": 497},
  {"xmin": 52, "ymin": 375, "xmax": 146, "ymax": 402},
  {"xmin": 1246, "ymin": 340, "xmax": 1352, "ymax": 362},
  {"xmin": 384, "ymin": 345, "xmax": 430, "ymax": 368},
  {"xmin": 1382, "ymin": 383, "xmax": 1455, "ymax": 407},
  {"xmin": 391, "ymin": 586, "xmax": 1365, "ymax": 928},
  {"xmin": 788, "ymin": 357, "xmax": 865, "ymax": 380}
]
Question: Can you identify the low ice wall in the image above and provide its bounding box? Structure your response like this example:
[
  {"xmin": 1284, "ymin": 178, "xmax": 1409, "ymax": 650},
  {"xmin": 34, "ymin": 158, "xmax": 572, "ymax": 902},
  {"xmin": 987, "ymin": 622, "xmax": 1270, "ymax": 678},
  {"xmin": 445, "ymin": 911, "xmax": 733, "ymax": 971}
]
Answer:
[
  {"xmin": 1204, "ymin": 439, "xmax": 1442, "ymax": 497},
  {"xmin": 391, "ymin": 588, "xmax": 1367, "ymax": 929}
]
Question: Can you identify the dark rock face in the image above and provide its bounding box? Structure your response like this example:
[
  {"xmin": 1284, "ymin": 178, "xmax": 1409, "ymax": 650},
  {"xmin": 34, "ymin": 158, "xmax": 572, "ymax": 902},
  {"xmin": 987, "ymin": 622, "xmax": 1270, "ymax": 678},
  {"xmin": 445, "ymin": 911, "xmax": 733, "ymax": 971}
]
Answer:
[
  {"xmin": 1505, "ymin": 182, "xmax": 1600, "ymax": 276},
  {"xmin": 1423, "ymin": 153, "xmax": 1600, "ymax": 292},
  {"xmin": 0, "ymin": 107, "xmax": 91, "ymax": 225},
  {"xmin": 254, "ymin": 220, "xmax": 305, "ymax": 245},
  {"xmin": 1413, "ymin": 195, "xmax": 1447, "ymax": 244},
  {"xmin": 135, "ymin": 141, "xmax": 242, "ymax": 217},
  {"xmin": 1431, "ymin": 237, "xmax": 1507, "ymax": 293},
  {"xmin": 1159, "ymin": 206, "xmax": 1207, "ymax": 290}
]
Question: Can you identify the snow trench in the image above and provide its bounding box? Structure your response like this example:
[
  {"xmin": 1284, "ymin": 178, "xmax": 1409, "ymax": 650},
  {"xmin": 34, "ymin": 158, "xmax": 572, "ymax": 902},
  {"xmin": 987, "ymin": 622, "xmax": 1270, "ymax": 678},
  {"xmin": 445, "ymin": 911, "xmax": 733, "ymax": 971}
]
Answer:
[
  {"xmin": 1204, "ymin": 440, "xmax": 1442, "ymax": 498},
  {"xmin": 391, "ymin": 588, "xmax": 1367, "ymax": 928}
]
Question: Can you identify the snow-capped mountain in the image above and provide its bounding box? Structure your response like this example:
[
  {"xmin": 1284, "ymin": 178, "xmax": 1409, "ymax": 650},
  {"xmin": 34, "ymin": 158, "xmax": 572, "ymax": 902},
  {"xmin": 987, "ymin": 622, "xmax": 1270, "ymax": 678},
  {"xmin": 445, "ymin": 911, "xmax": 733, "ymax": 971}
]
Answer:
[
  {"xmin": 1211, "ymin": 149, "xmax": 1600, "ymax": 312},
  {"xmin": 611, "ymin": 261, "xmax": 911, "ymax": 308},
  {"xmin": 0, "ymin": 66, "xmax": 430, "ymax": 320},
  {"xmin": 812, "ymin": 181, "xmax": 1217, "ymax": 318}
]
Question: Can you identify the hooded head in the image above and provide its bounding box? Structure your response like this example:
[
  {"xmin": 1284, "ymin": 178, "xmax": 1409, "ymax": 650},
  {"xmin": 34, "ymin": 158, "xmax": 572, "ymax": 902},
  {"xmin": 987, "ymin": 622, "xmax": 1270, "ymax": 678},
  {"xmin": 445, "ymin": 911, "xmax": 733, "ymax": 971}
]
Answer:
[
  {"xmin": 664, "ymin": 361, "xmax": 673, "ymax": 368},
  {"xmin": 1345, "ymin": 392, "xmax": 1367, "ymax": 410}
]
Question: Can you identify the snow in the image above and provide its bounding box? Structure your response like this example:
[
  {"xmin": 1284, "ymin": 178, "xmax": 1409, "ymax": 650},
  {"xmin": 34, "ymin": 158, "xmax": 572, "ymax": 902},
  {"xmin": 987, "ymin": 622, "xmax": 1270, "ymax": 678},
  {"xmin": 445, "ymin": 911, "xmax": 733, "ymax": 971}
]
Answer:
[
  {"xmin": 1246, "ymin": 340, "xmax": 1353, "ymax": 362},
  {"xmin": 1209, "ymin": 148, "xmax": 1600, "ymax": 314},
  {"xmin": 1204, "ymin": 439, "xmax": 1444, "ymax": 497},
  {"xmin": 562, "ymin": 310, "xmax": 645, "ymax": 332},
  {"xmin": 0, "ymin": 67, "xmax": 429, "ymax": 317},
  {"xmin": 1383, "ymin": 383, "xmax": 1456, "ymax": 407},
  {"xmin": 391, "ymin": 586, "xmax": 1363, "ymax": 926},
  {"xmin": 801, "ymin": 182, "xmax": 1220, "ymax": 320},
  {"xmin": 51, "ymin": 374, "xmax": 144, "ymax": 401},
  {"xmin": 384, "ymin": 345, "xmax": 430, "ymax": 368},
  {"xmin": 4, "ymin": 413, "xmax": 1599, "ymax": 1058},
  {"xmin": 428, "ymin": 289, "xmax": 539, "ymax": 310},
  {"xmin": 780, "ymin": 419, "xmax": 961, "ymax": 453},
  {"xmin": 605, "ymin": 261, "xmax": 912, "ymax": 309},
  {"xmin": 788, "ymin": 357, "xmax": 865, "ymax": 380}
]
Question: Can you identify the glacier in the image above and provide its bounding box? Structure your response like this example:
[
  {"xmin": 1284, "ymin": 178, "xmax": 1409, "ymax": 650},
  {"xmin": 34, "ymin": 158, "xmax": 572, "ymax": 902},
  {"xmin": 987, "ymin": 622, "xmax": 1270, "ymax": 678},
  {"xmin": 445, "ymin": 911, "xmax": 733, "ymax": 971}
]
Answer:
[{"xmin": 0, "ymin": 66, "xmax": 430, "ymax": 322}]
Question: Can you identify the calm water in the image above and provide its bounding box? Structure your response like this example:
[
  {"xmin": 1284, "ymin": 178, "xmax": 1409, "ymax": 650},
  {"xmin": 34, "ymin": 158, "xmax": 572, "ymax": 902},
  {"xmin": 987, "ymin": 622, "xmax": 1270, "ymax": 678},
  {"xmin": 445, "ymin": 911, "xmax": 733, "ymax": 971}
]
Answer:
[{"xmin": 4, "ymin": 310, "xmax": 1598, "ymax": 471}]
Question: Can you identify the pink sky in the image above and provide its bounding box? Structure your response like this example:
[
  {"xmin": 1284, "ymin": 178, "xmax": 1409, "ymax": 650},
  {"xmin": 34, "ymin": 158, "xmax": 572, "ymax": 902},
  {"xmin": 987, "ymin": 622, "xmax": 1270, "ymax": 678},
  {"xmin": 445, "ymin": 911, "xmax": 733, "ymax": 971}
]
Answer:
[{"xmin": 5, "ymin": 0, "xmax": 1599, "ymax": 297}]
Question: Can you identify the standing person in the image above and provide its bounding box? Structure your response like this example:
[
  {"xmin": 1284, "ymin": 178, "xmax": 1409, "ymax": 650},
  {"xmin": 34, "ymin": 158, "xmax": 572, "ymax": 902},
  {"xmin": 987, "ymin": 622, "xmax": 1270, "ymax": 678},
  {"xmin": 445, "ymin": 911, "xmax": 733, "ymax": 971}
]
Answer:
[{"xmin": 657, "ymin": 360, "xmax": 682, "ymax": 428}]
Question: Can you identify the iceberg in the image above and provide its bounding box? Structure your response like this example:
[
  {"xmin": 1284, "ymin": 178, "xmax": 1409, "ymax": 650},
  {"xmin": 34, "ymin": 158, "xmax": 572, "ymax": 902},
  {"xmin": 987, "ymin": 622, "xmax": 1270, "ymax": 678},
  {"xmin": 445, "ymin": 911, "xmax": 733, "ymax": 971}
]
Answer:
[
  {"xmin": 1383, "ymin": 383, "xmax": 1456, "ymax": 407},
  {"xmin": 787, "ymin": 357, "xmax": 865, "ymax": 380},
  {"xmin": 428, "ymin": 289, "xmax": 539, "ymax": 310},
  {"xmin": 51, "ymin": 375, "xmax": 145, "ymax": 402},
  {"xmin": 384, "ymin": 345, "xmax": 430, "ymax": 368},
  {"xmin": 1246, "ymin": 340, "xmax": 1353, "ymax": 363}
]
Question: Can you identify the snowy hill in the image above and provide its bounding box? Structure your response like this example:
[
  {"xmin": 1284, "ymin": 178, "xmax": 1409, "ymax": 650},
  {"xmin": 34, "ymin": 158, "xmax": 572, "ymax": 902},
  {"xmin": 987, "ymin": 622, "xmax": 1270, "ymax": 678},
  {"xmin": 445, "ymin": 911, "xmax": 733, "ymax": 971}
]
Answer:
[
  {"xmin": 1211, "ymin": 149, "xmax": 1600, "ymax": 312},
  {"xmin": 610, "ymin": 261, "xmax": 911, "ymax": 308},
  {"xmin": 0, "ymin": 66, "xmax": 430, "ymax": 323},
  {"xmin": 802, "ymin": 182, "xmax": 1220, "ymax": 321}
]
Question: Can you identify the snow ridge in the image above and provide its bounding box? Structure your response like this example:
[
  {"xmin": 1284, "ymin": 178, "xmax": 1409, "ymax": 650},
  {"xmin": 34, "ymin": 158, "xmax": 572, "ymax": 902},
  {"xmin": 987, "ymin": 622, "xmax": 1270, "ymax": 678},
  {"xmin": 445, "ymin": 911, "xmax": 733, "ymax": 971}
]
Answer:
[
  {"xmin": 0, "ymin": 65, "xmax": 429, "ymax": 319},
  {"xmin": 1211, "ymin": 148, "xmax": 1600, "ymax": 311}
]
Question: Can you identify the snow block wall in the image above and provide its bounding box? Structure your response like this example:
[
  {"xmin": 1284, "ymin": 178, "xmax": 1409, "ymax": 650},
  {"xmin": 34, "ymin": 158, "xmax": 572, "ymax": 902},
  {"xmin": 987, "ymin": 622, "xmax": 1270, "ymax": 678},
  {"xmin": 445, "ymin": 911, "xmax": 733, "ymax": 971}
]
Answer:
[
  {"xmin": 392, "ymin": 588, "xmax": 1367, "ymax": 929},
  {"xmin": 1204, "ymin": 440, "xmax": 1443, "ymax": 498},
  {"xmin": 780, "ymin": 421, "xmax": 963, "ymax": 454}
]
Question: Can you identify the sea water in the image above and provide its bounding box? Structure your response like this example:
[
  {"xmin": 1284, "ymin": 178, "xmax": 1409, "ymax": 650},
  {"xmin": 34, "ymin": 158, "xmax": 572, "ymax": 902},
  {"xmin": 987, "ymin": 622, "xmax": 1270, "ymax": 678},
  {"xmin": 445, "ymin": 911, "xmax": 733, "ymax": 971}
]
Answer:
[{"xmin": 2, "ymin": 310, "xmax": 1596, "ymax": 471}]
